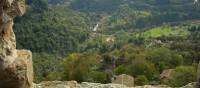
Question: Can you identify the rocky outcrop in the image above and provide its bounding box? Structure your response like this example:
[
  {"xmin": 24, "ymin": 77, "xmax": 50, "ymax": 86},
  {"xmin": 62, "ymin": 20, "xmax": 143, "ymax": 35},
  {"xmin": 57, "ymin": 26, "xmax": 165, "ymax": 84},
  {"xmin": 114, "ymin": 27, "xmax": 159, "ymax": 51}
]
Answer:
[
  {"xmin": 33, "ymin": 81, "xmax": 196, "ymax": 88},
  {"xmin": 0, "ymin": 0, "xmax": 33, "ymax": 88},
  {"xmin": 180, "ymin": 83, "xmax": 196, "ymax": 88},
  {"xmin": 33, "ymin": 81, "xmax": 130, "ymax": 88},
  {"xmin": 112, "ymin": 74, "xmax": 134, "ymax": 87},
  {"xmin": 160, "ymin": 69, "xmax": 174, "ymax": 80}
]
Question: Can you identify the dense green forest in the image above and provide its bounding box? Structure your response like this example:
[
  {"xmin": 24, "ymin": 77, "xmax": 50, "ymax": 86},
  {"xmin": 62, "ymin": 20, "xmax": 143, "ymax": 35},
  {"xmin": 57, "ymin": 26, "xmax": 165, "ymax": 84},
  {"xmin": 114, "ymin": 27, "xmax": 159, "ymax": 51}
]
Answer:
[{"xmin": 14, "ymin": 0, "xmax": 200, "ymax": 87}]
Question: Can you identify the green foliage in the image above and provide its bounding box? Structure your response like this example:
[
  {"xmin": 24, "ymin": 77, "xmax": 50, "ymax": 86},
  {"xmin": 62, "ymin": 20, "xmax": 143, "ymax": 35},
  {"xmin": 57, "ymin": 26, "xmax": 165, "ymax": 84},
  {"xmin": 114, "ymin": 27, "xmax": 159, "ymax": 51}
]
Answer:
[
  {"xmin": 29, "ymin": 0, "xmax": 48, "ymax": 12},
  {"xmin": 70, "ymin": 0, "xmax": 124, "ymax": 13},
  {"xmin": 143, "ymin": 25, "xmax": 189, "ymax": 38},
  {"xmin": 32, "ymin": 53, "xmax": 62, "ymax": 83},
  {"xmin": 48, "ymin": 0, "xmax": 65, "ymax": 4},
  {"xmin": 14, "ymin": 5, "xmax": 90, "ymax": 54},
  {"xmin": 155, "ymin": 0, "xmax": 170, "ymax": 5},
  {"xmin": 46, "ymin": 71, "xmax": 63, "ymax": 81},
  {"xmin": 14, "ymin": 0, "xmax": 200, "ymax": 85},
  {"xmin": 148, "ymin": 48, "xmax": 183, "ymax": 72},
  {"xmin": 162, "ymin": 66, "xmax": 197, "ymax": 87},
  {"xmin": 135, "ymin": 75, "xmax": 149, "ymax": 86},
  {"xmin": 85, "ymin": 71, "xmax": 110, "ymax": 83},
  {"xmin": 127, "ymin": 58, "xmax": 157, "ymax": 80},
  {"xmin": 101, "ymin": 5, "xmax": 151, "ymax": 33},
  {"xmin": 114, "ymin": 65, "xmax": 127, "ymax": 75},
  {"xmin": 62, "ymin": 53, "xmax": 102, "ymax": 82}
]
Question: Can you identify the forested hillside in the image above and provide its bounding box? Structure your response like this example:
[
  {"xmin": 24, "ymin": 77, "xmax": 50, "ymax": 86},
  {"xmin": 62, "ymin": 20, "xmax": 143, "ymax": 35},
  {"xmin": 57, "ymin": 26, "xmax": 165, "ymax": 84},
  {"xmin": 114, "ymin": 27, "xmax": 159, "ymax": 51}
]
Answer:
[{"xmin": 14, "ymin": 0, "xmax": 200, "ymax": 87}]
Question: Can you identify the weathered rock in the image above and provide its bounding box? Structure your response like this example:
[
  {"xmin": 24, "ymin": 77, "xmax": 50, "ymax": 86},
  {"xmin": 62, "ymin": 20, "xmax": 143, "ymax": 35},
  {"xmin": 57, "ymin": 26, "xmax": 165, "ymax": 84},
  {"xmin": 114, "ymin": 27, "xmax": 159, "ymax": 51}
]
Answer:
[
  {"xmin": 160, "ymin": 69, "xmax": 174, "ymax": 80},
  {"xmin": 33, "ymin": 81, "xmax": 196, "ymax": 88},
  {"xmin": 33, "ymin": 81, "xmax": 130, "ymax": 88},
  {"xmin": 79, "ymin": 82, "xmax": 130, "ymax": 88},
  {"xmin": 134, "ymin": 85, "xmax": 171, "ymax": 88},
  {"xmin": 0, "ymin": 0, "xmax": 33, "ymax": 88},
  {"xmin": 180, "ymin": 83, "xmax": 195, "ymax": 88},
  {"xmin": 112, "ymin": 74, "xmax": 134, "ymax": 87},
  {"xmin": 33, "ymin": 81, "xmax": 78, "ymax": 88}
]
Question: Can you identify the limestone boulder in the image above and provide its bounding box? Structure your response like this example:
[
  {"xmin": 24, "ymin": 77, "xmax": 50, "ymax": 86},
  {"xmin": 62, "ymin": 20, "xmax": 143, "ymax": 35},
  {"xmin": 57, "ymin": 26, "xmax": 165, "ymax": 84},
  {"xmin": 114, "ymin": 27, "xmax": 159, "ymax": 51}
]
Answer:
[{"xmin": 112, "ymin": 74, "xmax": 134, "ymax": 87}]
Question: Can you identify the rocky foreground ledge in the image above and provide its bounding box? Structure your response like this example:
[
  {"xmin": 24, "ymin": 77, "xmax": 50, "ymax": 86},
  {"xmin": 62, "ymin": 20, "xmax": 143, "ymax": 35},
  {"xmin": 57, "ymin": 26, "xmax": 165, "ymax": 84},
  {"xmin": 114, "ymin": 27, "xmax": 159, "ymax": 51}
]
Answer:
[{"xmin": 33, "ymin": 81, "xmax": 195, "ymax": 88}]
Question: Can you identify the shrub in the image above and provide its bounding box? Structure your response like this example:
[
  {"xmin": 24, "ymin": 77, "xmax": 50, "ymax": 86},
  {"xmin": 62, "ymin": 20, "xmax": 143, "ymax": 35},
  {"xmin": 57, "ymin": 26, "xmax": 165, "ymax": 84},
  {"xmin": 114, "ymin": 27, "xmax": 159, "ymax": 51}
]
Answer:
[
  {"xmin": 162, "ymin": 66, "xmax": 196, "ymax": 87},
  {"xmin": 114, "ymin": 65, "xmax": 127, "ymax": 75},
  {"xmin": 135, "ymin": 75, "xmax": 149, "ymax": 86},
  {"xmin": 85, "ymin": 71, "xmax": 109, "ymax": 83},
  {"xmin": 127, "ymin": 58, "xmax": 157, "ymax": 80}
]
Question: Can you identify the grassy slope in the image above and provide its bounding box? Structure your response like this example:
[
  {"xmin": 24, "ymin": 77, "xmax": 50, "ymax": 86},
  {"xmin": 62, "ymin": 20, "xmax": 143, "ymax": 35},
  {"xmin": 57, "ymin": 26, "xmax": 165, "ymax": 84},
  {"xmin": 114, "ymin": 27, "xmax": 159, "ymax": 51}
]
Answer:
[{"xmin": 143, "ymin": 25, "xmax": 190, "ymax": 38}]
